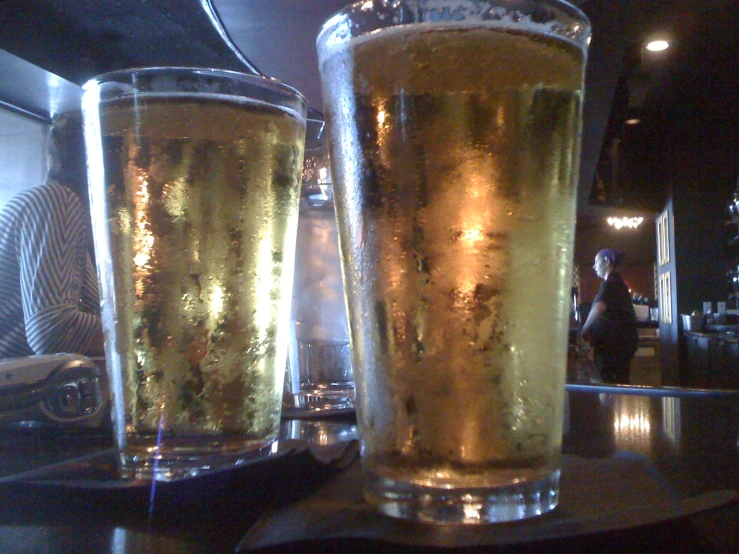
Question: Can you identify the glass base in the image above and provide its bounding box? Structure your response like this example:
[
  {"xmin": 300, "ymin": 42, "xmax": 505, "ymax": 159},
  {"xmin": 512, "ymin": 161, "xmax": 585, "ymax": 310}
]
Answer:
[
  {"xmin": 286, "ymin": 339, "xmax": 355, "ymax": 412},
  {"xmin": 364, "ymin": 468, "xmax": 560, "ymax": 524},
  {"xmin": 286, "ymin": 386, "xmax": 355, "ymax": 412},
  {"xmin": 118, "ymin": 435, "xmax": 279, "ymax": 481},
  {"xmin": 296, "ymin": 340, "xmax": 352, "ymax": 382}
]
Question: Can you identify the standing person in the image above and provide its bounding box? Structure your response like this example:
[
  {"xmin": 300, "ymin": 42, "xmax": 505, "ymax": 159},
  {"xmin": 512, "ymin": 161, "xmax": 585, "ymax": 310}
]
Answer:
[
  {"xmin": 0, "ymin": 111, "xmax": 103, "ymax": 358},
  {"xmin": 581, "ymin": 248, "xmax": 638, "ymax": 384}
]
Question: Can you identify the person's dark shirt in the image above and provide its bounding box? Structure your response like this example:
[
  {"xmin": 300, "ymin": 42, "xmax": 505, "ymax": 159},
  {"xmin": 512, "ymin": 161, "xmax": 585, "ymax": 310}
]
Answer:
[{"xmin": 593, "ymin": 270, "xmax": 636, "ymax": 325}]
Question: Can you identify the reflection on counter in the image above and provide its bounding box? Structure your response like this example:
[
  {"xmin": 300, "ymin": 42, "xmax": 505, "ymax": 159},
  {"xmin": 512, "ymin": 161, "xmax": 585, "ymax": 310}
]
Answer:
[
  {"xmin": 280, "ymin": 418, "xmax": 358, "ymax": 446},
  {"xmin": 587, "ymin": 393, "xmax": 683, "ymax": 458},
  {"xmin": 608, "ymin": 394, "xmax": 653, "ymax": 454},
  {"xmin": 661, "ymin": 396, "xmax": 681, "ymax": 447}
]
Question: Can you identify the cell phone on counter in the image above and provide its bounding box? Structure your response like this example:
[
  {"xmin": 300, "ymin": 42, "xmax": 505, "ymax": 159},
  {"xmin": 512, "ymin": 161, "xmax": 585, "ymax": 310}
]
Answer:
[{"xmin": 0, "ymin": 353, "xmax": 107, "ymax": 428}]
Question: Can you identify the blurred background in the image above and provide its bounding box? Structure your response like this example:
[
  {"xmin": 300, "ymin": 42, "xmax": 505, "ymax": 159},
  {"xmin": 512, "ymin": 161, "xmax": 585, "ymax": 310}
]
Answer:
[{"xmin": 0, "ymin": 0, "xmax": 737, "ymax": 386}]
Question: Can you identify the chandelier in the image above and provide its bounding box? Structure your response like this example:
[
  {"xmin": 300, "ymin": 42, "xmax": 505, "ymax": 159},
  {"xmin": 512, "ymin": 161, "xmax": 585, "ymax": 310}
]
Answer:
[{"xmin": 607, "ymin": 216, "xmax": 644, "ymax": 230}]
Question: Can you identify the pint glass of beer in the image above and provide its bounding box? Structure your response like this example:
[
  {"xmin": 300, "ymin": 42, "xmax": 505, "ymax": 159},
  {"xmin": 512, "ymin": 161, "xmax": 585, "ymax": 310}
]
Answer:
[
  {"xmin": 317, "ymin": 1, "xmax": 590, "ymax": 523},
  {"xmin": 82, "ymin": 68, "xmax": 307, "ymax": 480}
]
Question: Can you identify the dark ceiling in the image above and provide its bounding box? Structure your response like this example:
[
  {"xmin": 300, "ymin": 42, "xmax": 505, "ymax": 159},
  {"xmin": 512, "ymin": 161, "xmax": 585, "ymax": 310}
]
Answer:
[
  {"xmin": 0, "ymin": 0, "xmax": 253, "ymax": 81},
  {"xmin": 591, "ymin": 0, "xmax": 739, "ymax": 213},
  {"xmin": 0, "ymin": 0, "xmax": 736, "ymax": 228}
]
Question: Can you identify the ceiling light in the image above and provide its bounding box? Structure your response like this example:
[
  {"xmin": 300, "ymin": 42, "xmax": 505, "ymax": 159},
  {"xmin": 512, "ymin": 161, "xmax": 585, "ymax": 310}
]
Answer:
[
  {"xmin": 607, "ymin": 217, "xmax": 644, "ymax": 230},
  {"xmin": 625, "ymin": 118, "xmax": 641, "ymax": 125},
  {"xmin": 646, "ymin": 40, "xmax": 670, "ymax": 52}
]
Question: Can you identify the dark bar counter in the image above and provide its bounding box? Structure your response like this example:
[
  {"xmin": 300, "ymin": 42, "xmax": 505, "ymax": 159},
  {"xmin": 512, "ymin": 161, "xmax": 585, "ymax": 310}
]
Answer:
[
  {"xmin": 683, "ymin": 330, "xmax": 739, "ymax": 389},
  {"xmin": 0, "ymin": 385, "xmax": 737, "ymax": 553}
]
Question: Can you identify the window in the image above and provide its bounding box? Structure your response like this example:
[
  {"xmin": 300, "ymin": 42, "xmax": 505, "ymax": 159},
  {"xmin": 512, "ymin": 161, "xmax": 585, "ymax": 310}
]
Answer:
[
  {"xmin": 0, "ymin": 108, "xmax": 48, "ymax": 209},
  {"xmin": 659, "ymin": 271, "xmax": 672, "ymax": 324},
  {"xmin": 656, "ymin": 211, "xmax": 670, "ymax": 266}
]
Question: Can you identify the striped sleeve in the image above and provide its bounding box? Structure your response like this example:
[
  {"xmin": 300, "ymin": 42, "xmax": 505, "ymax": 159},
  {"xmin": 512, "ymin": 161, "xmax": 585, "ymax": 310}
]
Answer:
[
  {"xmin": 17, "ymin": 184, "xmax": 101, "ymax": 355},
  {"xmin": 80, "ymin": 251, "xmax": 101, "ymax": 313}
]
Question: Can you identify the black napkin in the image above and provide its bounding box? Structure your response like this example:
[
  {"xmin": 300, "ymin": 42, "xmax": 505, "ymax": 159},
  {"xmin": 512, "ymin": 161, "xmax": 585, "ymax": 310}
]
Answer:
[
  {"xmin": 0, "ymin": 439, "xmax": 360, "ymax": 551},
  {"xmin": 238, "ymin": 453, "xmax": 737, "ymax": 551}
]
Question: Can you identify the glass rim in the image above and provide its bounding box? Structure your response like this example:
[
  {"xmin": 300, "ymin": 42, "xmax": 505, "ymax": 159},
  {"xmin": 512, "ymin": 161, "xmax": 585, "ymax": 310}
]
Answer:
[
  {"xmin": 317, "ymin": 0, "xmax": 591, "ymax": 54},
  {"xmin": 82, "ymin": 66, "xmax": 308, "ymax": 109}
]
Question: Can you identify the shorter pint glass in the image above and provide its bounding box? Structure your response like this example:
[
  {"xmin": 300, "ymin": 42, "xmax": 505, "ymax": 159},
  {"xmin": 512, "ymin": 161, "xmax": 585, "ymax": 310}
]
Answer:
[
  {"xmin": 82, "ymin": 68, "xmax": 307, "ymax": 480},
  {"xmin": 317, "ymin": 0, "xmax": 590, "ymax": 523}
]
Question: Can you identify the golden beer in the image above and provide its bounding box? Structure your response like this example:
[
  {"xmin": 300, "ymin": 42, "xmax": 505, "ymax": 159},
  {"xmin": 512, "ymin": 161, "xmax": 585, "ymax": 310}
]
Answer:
[
  {"xmin": 318, "ymin": 3, "xmax": 589, "ymax": 523},
  {"xmin": 85, "ymin": 74, "xmax": 306, "ymax": 479}
]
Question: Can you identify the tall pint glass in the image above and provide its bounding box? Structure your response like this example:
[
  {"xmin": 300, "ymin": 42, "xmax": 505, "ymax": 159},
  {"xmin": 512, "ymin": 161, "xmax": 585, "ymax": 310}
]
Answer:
[
  {"xmin": 82, "ymin": 68, "xmax": 307, "ymax": 480},
  {"xmin": 317, "ymin": 0, "xmax": 590, "ymax": 523}
]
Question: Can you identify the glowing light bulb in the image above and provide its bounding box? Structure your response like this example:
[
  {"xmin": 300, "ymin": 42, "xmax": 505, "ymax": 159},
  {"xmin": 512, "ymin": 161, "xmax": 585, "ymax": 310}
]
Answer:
[{"xmin": 646, "ymin": 40, "xmax": 669, "ymax": 52}]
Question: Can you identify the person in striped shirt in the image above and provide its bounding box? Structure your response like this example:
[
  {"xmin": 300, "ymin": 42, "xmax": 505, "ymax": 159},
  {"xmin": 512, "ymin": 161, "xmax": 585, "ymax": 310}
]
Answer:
[{"xmin": 0, "ymin": 111, "xmax": 104, "ymax": 358}]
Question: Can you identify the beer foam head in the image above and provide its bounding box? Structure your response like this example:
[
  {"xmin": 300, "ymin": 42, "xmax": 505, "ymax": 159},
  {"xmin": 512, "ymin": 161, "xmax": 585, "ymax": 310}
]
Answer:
[{"xmin": 318, "ymin": 0, "xmax": 591, "ymax": 60}]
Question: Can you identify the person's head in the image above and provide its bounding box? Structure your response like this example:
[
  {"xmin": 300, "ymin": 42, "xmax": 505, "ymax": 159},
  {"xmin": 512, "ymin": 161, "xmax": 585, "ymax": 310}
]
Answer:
[
  {"xmin": 593, "ymin": 248, "xmax": 625, "ymax": 279},
  {"xmin": 46, "ymin": 110, "xmax": 88, "ymax": 200}
]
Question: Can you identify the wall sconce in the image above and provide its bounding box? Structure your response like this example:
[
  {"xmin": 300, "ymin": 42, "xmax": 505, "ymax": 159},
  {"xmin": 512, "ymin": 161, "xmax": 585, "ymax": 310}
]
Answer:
[{"xmin": 607, "ymin": 216, "xmax": 644, "ymax": 230}]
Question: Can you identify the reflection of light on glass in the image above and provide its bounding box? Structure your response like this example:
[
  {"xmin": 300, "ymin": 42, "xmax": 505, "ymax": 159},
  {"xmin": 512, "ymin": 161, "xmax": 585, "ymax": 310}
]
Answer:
[
  {"xmin": 661, "ymin": 397, "xmax": 681, "ymax": 447},
  {"xmin": 162, "ymin": 179, "xmax": 188, "ymax": 218},
  {"xmin": 133, "ymin": 175, "xmax": 154, "ymax": 297},
  {"xmin": 254, "ymin": 226, "xmax": 275, "ymax": 345},
  {"xmin": 133, "ymin": 252, "xmax": 150, "ymax": 268},
  {"xmin": 274, "ymin": 203, "xmax": 299, "ymax": 397},
  {"xmin": 376, "ymin": 101, "xmax": 391, "ymax": 168},
  {"xmin": 318, "ymin": 166, "xmax": 329, "ymax": 184},
  {"xmin": 317, "ymin": 429, "xmax": 329, "ymax": 445},
  {"xmin": 340, "ymin": 424, "xmax": 359, "ymax": 442},
  {"xmin": 625, "ymin": 118, "xmax": 641, "ymax": 125},
  {"xmin": 495, "ymin": 104, "xmax": 505, "ymax": 128},
  {"xmin": 116, "ymin": 206, "xmax": 132, "ymax": 234},
  {"xmin": 460, "ymin": 228, "xmax": 483, "ymax": 242},
  {"xmin": 285, "ymin": 419, "xmax": 300, "ymax": 440},
  {"xmin": 301, "ymin": 154, "xmax": 316, "ymax": 183},
  {"xmin": 453, "ymin": 153, "xmax": 498, "ymax": 296},
  {"xmin": 460, "ymin": 227, "xmax": 484, "ymax": 249},
  {"xmin": 82, "ymin": 81, "xmax": 131, "ymax": 450},
  {"xmin": 149, "ymin": 414, "xmax": 165, "ymax": 500},
  {"xmin": 210, "ymin": 284, "xmax": 224, "ymax": 322},
  {"xmin": 112, "ymin": 528, "xmax": 127, "ymax": 552},
  {"xmin": 463, "ymin": 501, "xmax": 483, "ymax": 521},
  {"xmin": 133, "ymin": 228, "xmax": 154, "ymax": 267}
]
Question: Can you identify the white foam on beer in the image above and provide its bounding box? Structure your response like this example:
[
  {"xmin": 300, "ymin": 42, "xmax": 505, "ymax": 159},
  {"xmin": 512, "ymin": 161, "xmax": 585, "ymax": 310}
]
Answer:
[
  {"xmin": 319, "ymin": 13, "xmax": 587, "ymax": 60},
  {"xmin": 104, "ymin": 92, "xmax": 307, "ymax": 125}
]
